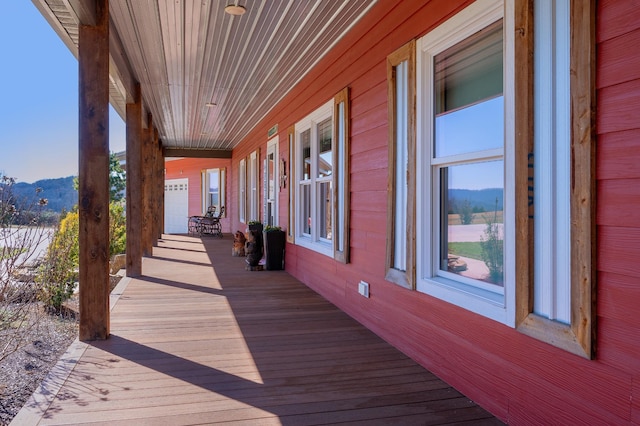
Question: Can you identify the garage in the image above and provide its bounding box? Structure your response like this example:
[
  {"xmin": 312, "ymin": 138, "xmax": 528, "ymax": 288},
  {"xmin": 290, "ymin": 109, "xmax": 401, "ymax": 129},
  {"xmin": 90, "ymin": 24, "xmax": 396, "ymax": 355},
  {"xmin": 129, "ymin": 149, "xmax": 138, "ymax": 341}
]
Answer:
[{"xmin": 164, "ymin": 178, "xmax": 189, "ymax": 234}]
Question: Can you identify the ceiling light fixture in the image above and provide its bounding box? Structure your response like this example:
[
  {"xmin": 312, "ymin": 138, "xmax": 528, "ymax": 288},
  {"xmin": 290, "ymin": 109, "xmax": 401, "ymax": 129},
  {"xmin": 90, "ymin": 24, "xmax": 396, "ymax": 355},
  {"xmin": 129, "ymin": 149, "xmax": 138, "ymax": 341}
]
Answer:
[
  {"xmin": 224, "ymin": 3, "xmax": 246, "ymax": 16},
  {"xmin": 205, "ymin": 102, "xmax": 216, "ymax": 107}
]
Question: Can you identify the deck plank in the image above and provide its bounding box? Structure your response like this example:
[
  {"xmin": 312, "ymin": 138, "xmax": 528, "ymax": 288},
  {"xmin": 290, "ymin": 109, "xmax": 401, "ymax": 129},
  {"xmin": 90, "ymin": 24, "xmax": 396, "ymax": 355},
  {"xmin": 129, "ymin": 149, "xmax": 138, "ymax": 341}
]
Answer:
[{"xmin": 15, "ymin": 234, "xmax": 502, "ymax": 425}]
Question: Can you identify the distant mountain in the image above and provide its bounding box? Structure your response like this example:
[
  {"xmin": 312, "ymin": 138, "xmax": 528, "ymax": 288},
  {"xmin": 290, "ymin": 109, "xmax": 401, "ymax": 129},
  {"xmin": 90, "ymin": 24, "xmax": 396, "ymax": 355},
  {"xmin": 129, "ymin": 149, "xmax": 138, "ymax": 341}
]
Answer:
[
  {"xmin": 12, "ymin": 176, "xmax": 78, "ymax": 213},
  {"xmin": 449, "ymin": 188, "xmax": 503, "ymax": 212}
]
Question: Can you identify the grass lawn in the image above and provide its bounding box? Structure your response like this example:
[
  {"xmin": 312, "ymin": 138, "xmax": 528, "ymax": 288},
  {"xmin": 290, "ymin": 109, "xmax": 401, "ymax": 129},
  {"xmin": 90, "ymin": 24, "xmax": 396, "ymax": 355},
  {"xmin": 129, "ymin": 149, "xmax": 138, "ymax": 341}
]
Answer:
[{"xmin": 448, "ymin": 242, "xmax": 483, "ymax": 261}]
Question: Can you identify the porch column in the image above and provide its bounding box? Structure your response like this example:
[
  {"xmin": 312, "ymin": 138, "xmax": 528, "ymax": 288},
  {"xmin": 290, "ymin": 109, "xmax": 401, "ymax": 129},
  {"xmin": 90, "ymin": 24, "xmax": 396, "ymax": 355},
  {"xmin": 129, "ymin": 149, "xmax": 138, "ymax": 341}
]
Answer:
[
  {"xmin": 126, "ymin": 83, "xmax": 143, "ymax": 276},
  {"xmin": 151, "ymin": 129, "xmax": 160, "ymax": 246},
  {"xmin": 142, "ymin": 114, "xmax": 154, "ymax": 256},
  {"xmin": 78, "ymin": 0, "xmax": 110, "ymax": 341},
  {"xmin": 155, "ymin": 132, "xmax": 164, "ymax": 241}
]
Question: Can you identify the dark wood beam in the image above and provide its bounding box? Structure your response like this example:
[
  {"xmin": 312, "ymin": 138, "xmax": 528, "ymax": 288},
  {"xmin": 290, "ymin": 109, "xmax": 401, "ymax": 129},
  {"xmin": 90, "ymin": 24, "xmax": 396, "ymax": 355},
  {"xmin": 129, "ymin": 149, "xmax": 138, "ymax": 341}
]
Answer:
[
  {"xmin": 126, "ymin": 83, "xmax": 143, "ymax": 277},
  {"xmin": 162, "ymin": 148, "xmax": 233, "ymax": 159},
  {"xmin": 78, "ymin": 0, "xmax": 110, "ymax": 341},
  {"xmin": 68, "ymin": 0, "xmax": 97, "ymax": 26}
]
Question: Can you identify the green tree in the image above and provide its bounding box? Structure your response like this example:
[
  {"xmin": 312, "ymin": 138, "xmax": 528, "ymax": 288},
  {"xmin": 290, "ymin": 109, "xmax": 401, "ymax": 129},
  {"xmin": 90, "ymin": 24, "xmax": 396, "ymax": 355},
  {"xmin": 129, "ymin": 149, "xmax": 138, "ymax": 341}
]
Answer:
[
  {"xmin": 459, "ymin": 199, "xmax": 474, "ymax": 225},
  {"xmin": 73, "ymin": 152, "xmax": 126, "ymax": 202}
]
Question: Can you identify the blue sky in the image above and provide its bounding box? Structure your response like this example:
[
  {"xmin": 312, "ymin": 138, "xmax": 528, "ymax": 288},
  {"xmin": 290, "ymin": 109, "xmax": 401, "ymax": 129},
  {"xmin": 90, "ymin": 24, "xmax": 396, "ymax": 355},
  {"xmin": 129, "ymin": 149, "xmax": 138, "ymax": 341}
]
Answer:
[{"xmin": 0, "ymin": 1, "xmax": 126, "ymax": 184}]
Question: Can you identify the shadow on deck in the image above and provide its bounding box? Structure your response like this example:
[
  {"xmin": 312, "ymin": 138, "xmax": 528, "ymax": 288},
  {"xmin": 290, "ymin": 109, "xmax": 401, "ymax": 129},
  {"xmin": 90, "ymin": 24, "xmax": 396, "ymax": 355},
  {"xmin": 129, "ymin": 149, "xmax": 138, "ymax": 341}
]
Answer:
[{"xmin": 13, "ymin": 234, "xmax": 502, "ymax": 425}]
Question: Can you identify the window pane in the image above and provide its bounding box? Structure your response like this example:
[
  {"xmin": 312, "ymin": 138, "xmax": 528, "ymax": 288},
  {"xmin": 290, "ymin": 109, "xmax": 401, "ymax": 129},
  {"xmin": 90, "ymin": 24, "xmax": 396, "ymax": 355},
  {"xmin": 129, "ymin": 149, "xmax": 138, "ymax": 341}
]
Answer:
[
  {"xmin": 208, "ymin": 171, "xmax": 218, "ymax": 193},
  {"xmin": 434, "ymin": 20, "xmax": 503, "ymax": 158},
  {"xmin": 301, "ymin": 129, "xmax": 311, "ymax": 180},
  {"xmin": 318, "ymin": 181, "xmax": 332, "ymax": 240},
  {"xmin": 267, "ymin": 152, "xmax": 275, "ymax": 199},
  {"xmin": 394, "ymin": 60, "xmax": 409, "ymax": 271},
  {"xmin": 317, "ymin": 118, "xmax": 332, "ymax": 178},
  {"xmin": 440, "ymin": 161, "xmax": 504, "ymax": 286},
  {"xmin": 301, "ymin": 184, "xmax": 311, "ymax": 235}
]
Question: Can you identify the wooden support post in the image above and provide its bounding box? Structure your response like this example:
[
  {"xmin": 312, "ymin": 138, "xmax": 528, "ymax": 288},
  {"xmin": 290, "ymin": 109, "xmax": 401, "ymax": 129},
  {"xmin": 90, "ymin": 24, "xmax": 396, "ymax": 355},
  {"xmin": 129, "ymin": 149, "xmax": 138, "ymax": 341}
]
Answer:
[
  {"xmin": 125, "ymin": 83, "xmax": 143, "ymax": 276},
  {"xmin": 78, "ymin": 0, "xmax": 110, "ymax": 341},
  {"xmin": 142, "ymin": 114, "xmax": 154, "ymax": 256},
  {"xmin": 151, "ymin": 129, "xmax": 160, "ymax": 246},
  {"xmin": 155, "ymin": 132, "xmax": 164, "ymax": 241}
]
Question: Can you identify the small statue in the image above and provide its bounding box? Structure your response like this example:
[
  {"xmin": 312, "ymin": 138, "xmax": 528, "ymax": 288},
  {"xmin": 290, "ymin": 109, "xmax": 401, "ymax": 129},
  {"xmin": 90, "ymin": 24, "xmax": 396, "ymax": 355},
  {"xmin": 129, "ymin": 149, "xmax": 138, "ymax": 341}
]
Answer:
[
  {"xmin": 244, "ymin": 229, "xmax": 263, "ymax": 268},
  {"xmin": 232, "ymin": 230, "xmax": 246, "ymax": 256}
]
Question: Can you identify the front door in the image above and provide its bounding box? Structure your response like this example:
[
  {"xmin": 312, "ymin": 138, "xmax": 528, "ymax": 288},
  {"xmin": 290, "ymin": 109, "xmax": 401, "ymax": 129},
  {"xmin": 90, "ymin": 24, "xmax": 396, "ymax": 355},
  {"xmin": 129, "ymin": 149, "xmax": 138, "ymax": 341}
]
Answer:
[{"xmin": 265, "ymin": 136, "xmax": 279, "ymax": 226}]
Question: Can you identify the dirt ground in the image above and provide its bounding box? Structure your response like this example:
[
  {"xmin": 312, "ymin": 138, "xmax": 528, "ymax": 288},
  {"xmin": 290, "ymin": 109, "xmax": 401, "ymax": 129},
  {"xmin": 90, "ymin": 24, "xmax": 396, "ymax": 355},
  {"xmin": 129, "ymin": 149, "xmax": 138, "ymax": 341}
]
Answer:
[{"xmin": 0, "ymin": 308, "xmax": 78, "ymax": 425}]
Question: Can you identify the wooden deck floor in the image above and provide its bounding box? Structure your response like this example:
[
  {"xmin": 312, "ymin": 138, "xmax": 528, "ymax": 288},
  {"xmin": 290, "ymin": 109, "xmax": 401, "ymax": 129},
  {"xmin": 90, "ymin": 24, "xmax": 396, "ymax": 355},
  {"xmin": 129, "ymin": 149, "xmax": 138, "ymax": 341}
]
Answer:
[{"xmin": 13, "ymin": 234, "xmax": 502, "ymax": 425}]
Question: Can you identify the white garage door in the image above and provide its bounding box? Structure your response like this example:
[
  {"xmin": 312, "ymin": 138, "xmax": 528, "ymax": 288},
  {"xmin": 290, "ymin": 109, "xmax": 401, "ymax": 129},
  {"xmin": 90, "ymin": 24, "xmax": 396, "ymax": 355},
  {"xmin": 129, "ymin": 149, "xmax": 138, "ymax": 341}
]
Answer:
[{"xmin": 164, "ymin": 178, "xmax": 189, "ymax": 234}]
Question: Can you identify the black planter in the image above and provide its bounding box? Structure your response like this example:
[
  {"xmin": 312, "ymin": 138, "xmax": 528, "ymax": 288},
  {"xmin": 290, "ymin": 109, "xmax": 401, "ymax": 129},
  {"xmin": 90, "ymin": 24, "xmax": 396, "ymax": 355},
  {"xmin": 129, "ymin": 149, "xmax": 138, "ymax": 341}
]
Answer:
[{"xmin": 263, "ymin": 230, "xmax": 286, "ymax": 270}]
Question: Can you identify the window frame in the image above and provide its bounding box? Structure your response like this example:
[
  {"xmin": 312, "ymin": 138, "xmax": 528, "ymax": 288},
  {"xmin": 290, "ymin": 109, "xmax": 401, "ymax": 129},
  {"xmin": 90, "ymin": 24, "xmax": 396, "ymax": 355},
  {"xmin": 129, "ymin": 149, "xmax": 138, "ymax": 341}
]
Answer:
[
  {"xmin": 514, "ymin": 0, "xmax": 596, "ymax": 359},
  {"xmin": 238, "ymin": 158, "xmax": 246, "ymax": 224},
  {"xmin": 333, "ymin": 87, "xmax": 350, "ymax": 263},
  {"xmin": 248, "ymin": 149, "xmax": 260, "ymax": 222},
  {"xmin": 386, "ymin": 40, "xmax": 416, "ymax": 289},
  {"xmin": 202, "ymin": 168, "xmax": 225, "ymax": 216},
  {"xmin": 264, "ymin": 136, "xmax": 279, "ymax": 227},
  {"xmin": 287, "ymin": 126, "xmax": 296, "ymax": 243},
  {"xmin": 293, "ymin": 89, "xmax": 350, "ymax": 261},
  {"xmin": 409, "ymin": 0, "xmax": 595, "ymax": 358},
  {"xmin": 416, "ymin": 0, "xmax": 515, "ymax": 325}
]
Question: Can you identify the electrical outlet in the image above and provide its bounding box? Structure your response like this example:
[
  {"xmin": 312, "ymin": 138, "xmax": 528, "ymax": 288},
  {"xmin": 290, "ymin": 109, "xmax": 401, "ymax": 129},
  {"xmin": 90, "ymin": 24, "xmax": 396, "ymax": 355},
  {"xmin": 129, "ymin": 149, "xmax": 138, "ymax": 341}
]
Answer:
[{"xmin": 358, "ymin": 281, "xmax": 370, "ymax": 298}]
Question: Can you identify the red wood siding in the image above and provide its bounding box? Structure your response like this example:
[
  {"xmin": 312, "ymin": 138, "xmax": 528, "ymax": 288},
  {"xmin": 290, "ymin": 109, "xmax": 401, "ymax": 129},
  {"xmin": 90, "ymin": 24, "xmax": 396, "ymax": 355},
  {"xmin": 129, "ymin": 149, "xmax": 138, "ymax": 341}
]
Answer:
[
  {"xmin": 164, "ymin": 157, "xmax": 232, "ymax": 233},
  {"xmin": 225, "ymin": 0, "xmax": 640, "ymax": 423},
  {"xmin": 597, "ymin": 8, "xmax": 640, "ymax": 425}
]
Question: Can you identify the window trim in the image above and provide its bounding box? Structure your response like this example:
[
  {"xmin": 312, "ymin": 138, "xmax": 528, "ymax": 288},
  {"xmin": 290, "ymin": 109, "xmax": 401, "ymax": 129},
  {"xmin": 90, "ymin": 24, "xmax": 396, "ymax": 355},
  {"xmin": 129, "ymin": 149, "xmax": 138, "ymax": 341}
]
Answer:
[
  {"xmin": 287, "ymin": 126, "xmax": 296, "ymax": 244},
  {"xmin": 248, "ymin": 149, "xmax": 260, "ymax": 222},
  {"xmin": 201, "ymin": 168, "xmax": 225, "ymax": 216},
  {"xmin": 515, "ymin": 0, "xmax": 596, "ymax": 359},
  {"xmin": 386, "ymin": 40, "xmax": 416, "ymax": 289},
  {"xmin": 238, "ymin": 158, "xmax": 247, "ymax": 224},
  {"xmin": 333, "ymin": 87, "xmax": 350, "ymax": 264}
]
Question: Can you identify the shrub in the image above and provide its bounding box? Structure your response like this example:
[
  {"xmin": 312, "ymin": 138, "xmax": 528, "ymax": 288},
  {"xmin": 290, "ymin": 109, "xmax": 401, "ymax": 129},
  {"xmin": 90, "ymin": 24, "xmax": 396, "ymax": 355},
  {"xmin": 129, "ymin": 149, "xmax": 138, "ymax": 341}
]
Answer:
[
  {"xmin": 36, "ymin": 201, "xmax": 126, "ymax": 312},
  {"xmin": 0, "ymin": 175, "xmax": 51, "ymax": 360},
  {"xmin": 109, "ymin": 201, "xmax": 126, "ymax": 257},
  {"xmin": 37, "ymin": 211, "xmax": 78, "ymax": 312},
  {"xmin": 480, "ymin": 199, "xmax": 503, "ymax": 284}
]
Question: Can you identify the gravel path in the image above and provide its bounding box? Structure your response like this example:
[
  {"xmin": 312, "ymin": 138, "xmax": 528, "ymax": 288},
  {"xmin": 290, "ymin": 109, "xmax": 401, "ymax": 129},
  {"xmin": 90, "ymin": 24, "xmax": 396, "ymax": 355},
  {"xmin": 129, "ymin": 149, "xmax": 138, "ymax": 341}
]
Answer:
[{"xmin": 0, "ymin": 309, "xmax": 78, "ymax": 425}]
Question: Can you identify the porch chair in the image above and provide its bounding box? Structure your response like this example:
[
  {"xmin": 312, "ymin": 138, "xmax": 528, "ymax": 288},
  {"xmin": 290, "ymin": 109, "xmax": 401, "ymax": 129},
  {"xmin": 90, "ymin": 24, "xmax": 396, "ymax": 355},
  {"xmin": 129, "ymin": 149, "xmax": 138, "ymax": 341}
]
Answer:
[
  {"xmin": 188, "ymin": 206, "xmax": 216, "ymax": 236},
  {"xmin": 198, "ymin": 205, "xmax": 225, "ymax": 237}
]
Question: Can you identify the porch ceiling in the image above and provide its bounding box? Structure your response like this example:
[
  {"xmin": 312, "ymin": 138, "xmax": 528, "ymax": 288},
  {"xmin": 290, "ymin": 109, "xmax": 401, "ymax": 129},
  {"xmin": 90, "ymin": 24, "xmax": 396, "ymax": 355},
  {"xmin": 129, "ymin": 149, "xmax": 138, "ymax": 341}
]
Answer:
[{"xmin": 32, "ymin": 0, "xmax": 377, "ymax": 153}]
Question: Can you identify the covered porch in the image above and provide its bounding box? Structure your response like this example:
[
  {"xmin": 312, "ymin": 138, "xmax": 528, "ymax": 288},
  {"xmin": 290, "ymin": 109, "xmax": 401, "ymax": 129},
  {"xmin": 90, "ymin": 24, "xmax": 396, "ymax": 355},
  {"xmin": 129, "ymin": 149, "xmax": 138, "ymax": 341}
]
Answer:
[{"xmin": 13, "ymin": 234, "xmax": 500, "ymax": 425}]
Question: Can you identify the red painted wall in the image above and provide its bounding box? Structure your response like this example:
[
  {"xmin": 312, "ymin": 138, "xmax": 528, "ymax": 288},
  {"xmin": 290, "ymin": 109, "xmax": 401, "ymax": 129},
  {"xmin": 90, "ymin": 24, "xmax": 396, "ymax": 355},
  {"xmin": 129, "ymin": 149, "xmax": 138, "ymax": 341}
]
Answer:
[
  {"xmin": 164, "ymin": 157, "xmax": 232, "ymax": 234},
  {"xmin": 224, "ymin": 0, "xmax": 640, "ymax": 423}
]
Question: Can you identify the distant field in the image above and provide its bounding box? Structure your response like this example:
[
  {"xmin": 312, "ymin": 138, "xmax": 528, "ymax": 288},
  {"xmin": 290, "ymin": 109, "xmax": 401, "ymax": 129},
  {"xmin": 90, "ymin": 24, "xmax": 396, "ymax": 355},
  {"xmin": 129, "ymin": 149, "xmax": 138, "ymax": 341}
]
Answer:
[{"xmin": 448, "ymin": 211, "xmax": 503, "ymax": 225}]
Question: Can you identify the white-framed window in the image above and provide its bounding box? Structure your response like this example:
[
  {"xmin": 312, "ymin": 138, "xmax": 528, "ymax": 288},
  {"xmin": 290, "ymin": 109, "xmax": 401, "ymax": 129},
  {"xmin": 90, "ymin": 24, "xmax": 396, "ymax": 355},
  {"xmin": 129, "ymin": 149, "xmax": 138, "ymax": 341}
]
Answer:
[
  {"xmin": 416, "ymin": 0, "xmax": 514, "ymax": 324},
  {"xmin": 386, "ymin": 40, "xmax": 416, "ymax": 289},
  {"xmin": 248, "ymin": 149, "xmax": 259, "ymax": 222},
  {"xmin": 202, "ymin": 168, "xmax": 225, "ymax": 216},
  {"xmin": 238, "ymin": 158, "xmax": 246, "ymax": 223},
  {"xmin": 294, "ymin": 88, "xmax": 350, "ymax": 261},
  {"xmin": 413, "ymin": 0, "xmax": 595, "ymax": 357}
]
